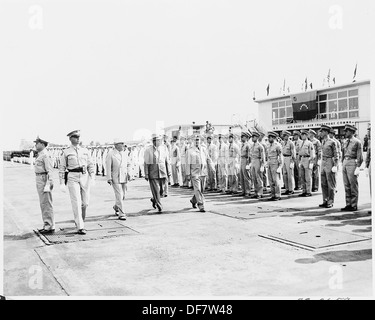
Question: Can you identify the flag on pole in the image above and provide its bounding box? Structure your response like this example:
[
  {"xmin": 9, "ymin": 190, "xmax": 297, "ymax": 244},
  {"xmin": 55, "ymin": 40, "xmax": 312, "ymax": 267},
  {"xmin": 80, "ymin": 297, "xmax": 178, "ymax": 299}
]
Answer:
[
  {"xmin": 267, "ymin": 84, "xmax": 270, "ymax": 96},
  {"xmin": 327, "ymin": 69, "xmax": 331, "ymax": 86},
  {"xmin": 353, "ymin": 63, "xmax": 358, "ymax": 81},
  {"xmin": 310, "ymin": 83, "xmax": 313, "ymax": 90},
  {"xmin": 333, "ymin": 77, "xmax": 336, "ymax": 85},
  {"xmin": 291, "ymin": 91, "xmax": 318, "ymax": 121},
  {"xmin": 305, "ymin": 78, "xmax": 308, "ymax": 91}
]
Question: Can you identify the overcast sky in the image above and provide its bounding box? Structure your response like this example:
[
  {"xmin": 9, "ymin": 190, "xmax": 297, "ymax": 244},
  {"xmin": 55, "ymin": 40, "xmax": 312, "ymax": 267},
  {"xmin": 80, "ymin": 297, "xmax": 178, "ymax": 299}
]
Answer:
[{"xmin": 1, "ymin": 0, "xmax": 374, "ymax": 149}]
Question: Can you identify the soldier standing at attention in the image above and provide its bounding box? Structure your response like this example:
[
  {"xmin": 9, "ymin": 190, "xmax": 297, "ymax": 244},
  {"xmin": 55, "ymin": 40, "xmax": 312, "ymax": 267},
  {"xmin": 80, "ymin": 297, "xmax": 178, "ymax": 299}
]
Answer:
[
  {"xmin": 259, "ymin": 133, "xmax": 268, "ymax": 193},
  {"xmin": 238, "ymin": 132, "xmax": 251, "ymax": 197},
  {"xmin": 365, "ymin": 125, "xmax": 371, "ymax": 214},
  {"xmin": 59, "ymin": 130, "xmax": 95, "ymax": 235},
  {"xmin": 227, "ymin": 133, "xmax": 240, "ymax": 195},
  {"xmin": 298, "ymin": 130, "xmax": 315, "ymax": 197},
  {"xmin": 266, "ymin": 132, "xmax": 283, "ymax": 201},
  {"xmin": 281, "ymin": 131, "xmax": 296, "ymax": 195},
  {"xmin": 309, "ymin": 130, "xmax": 322, "ymax": 192},
  {"xmin": 34, "ymin": 136, "xmax": 55, "ymax": 234},
  {"xmin": 292, "ymin": 131, "xmax": 302, "ymax": 191},
  {"xmin": 250, "ymin": 131, "xmax": 265, "ymax": 199},
  {"xmin": 319, "ymin": 125, "xmax": 338, "ymax": 208},
  {"xmin": 180, "ymin": 136, "xmax": 189, "ymax": 188},
  {"xmin": 217, "ymin": 134, "xmax": 229, "ymax": 194},
  {"xmin": 341, "ymin": 124, "xmax": 363, "ymax": 212},
  {"xmin": 206, "ymin": 135, "xmax": 218, "ymax": 191}
]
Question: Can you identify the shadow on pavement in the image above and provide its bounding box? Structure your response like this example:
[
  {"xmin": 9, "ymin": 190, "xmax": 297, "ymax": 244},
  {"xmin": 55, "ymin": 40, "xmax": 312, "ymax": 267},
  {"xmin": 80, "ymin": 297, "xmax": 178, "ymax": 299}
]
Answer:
[
  {"xmin": 295, "ymin": 249, "xmax": 372, "ymax": 264},
  {"xmin": 4, "ymin": 232, "xmax": 36, "ymax": 241}
]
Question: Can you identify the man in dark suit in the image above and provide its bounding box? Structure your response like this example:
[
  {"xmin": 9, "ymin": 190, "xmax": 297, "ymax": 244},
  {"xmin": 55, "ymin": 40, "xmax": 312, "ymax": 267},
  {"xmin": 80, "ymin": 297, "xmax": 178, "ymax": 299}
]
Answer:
[{"xmin": 144, "ymin": 134, "xmax": 172, "ymax": 212}]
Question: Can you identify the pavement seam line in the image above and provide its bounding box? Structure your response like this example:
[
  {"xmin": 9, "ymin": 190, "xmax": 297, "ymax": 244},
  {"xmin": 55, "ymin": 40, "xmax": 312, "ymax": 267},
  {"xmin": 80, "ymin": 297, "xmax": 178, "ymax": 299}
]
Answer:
[{"xmin": 33, "ymin": 249, "xmax": 69, "ymax": 296}]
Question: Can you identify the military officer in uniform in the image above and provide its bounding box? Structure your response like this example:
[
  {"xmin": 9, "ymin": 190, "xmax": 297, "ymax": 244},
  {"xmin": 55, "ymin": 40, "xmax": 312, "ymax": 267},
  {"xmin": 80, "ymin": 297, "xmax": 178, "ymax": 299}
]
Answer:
[
  {"xmin": 281, "ymin": 131, "xmax": 296, "ymax": 195},
  {"xmin": 319, "ymin": 125, "xmax": 338, "ymax": 208},
  {"xmin": 227, "ymin": 133, "xmax": 240, "ymax": 194},
  {"xmin": 186, "ymin": 135, "xmax": 213, "ymax": 212},
  {"xmin": 206, "ymin": 135, "xmax": 218, "ymax": 191},
  {"xmin": 34, "ymin": 137, "xmax": 55, "ymax": 234},
  {"xmin": 266, "ymin": 132, "xmax": 283, "ymax": 201},
  {"xmin": 59, "ymin": 130, "xmax": 95, "ymax": 235},
  {"xmin": 258, "ymin": 133, "xmax": 268, "ymax": 193},
  {"xmin": 238, "ymin": 132, "xmax": 251, "ymax": 197},
  {"xmin": 309, "ymin": 130, "xmax": 322, "ymax": 192},
  {"xmin": 180, "ymin": 136, "xmax": 189, "ymax": 188},
  {"xmin": 144, "ymin": 134, "xmax": 172, "ymax": 212},
  {"xmin": 365, "ymin": 126, "xmax": 371, "ymax": 198},
  {"xmin": 298, "ymin": 130, "xmax": 315, "ymax": 197},
  {"xmin": 217, "ymin": 134, "xmax": 229, "ymax": 193},
  {"xmin": 250, "ymin": 131, "xmax": 265, "ymax": 199},
  {"xmin": 292, "ymin": 131, "xmax": 302, "ymax": 191},
  {"xmin": 106, "ymin": 139, "xmax": 131, "ymax": 220},
  {"xmin": 341, "ymin": 124, "xmax": 363, "ymax": 212}
]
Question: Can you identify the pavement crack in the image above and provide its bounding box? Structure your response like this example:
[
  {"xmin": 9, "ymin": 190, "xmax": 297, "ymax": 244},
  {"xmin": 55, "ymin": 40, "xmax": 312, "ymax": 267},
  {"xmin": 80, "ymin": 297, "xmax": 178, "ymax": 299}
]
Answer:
[{"xmin": 34, "ymin": 249, "xmax": 69, "ymax": 296}]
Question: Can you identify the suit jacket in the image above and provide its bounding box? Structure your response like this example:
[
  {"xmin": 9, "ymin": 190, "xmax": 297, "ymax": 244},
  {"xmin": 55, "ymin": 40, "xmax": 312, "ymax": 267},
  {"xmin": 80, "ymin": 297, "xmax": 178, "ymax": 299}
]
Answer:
[
  {"xmin": 144, "ymin": 145, "xmax": 171, "ymax": 179},
  {"xmin": 106, "ymin": 149, "xmax": 131, "ymax": 184},
  {"xmin": 186, "ymin": 146, "xmax": 213, "ymax": 178}
]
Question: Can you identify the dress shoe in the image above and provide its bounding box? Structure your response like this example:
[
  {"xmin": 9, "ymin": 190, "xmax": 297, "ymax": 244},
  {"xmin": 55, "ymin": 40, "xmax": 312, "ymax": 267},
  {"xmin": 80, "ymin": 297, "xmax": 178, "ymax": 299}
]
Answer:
[
  {"xmin": 341, "ymin": 206, "xmax": 352, "ymax": 211},
  {"xmin": 326, "ymin": 204, "xmax": 333, "ymax": 209},
  {"xmin": 118, "ymin": 215, "xmax": 127, "ymax": 221},
  {"xmin": 298, "ymin": 193, "xmax": 307, "ymax": 197},
  {"xmin": 77, "ymin": 229, "xmax": 87, "ymax": 235},
  {"xmin": 157, "ymin": 205, "xmax": 163, "ymax": 213},
  {"xmin": 150, "ymin": 198, "xmax": 156, "ymax": 209},
  {"xmin": 267, "ymin": 197, "xmax": 276, "ymax": 201},
  {"xmin": 282, "ymin": 191, "xmax": 291, "ymax": 196},
  {"xmin": 190, "ymin": 200, "xmax": 197, "ymax": 209},
  {"xmin": 199, "ymin": 208, "xmax": 206, "ymax": 213},
  {"xmin": 39, "ymin": 229, "xmax": 55, "ymax": 235},
  {"xmin": 271, "ymin": 197, "xmax": 281, "ymax": 201},
  {"xmin": 305, "ymin": 193, "xmax": 312, "ymax": 197},
  {"xmin": 351, "ymin": 207, "xmax": 358, "ymax": 212},
  {"xmin": 319, "ymin": 203, "xmax": 328, "ymax": 208}
]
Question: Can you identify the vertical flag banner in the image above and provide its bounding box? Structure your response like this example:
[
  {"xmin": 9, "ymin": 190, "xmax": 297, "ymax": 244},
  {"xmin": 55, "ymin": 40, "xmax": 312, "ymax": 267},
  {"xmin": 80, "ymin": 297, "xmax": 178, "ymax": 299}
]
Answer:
[
  {"xmin": 291, "ymin": 91, "xmax": 318, "ymax": 121},
  {"xmin": 267, "ymin": 84, "xmax": 270, "ymax": 96},
  {"xmin": 353, "ymin": 63, "xmax": 358, "ymax": 81},
  {"xmin": 305, "ymin": 78, "xmax": 308, "ymax": 91}
]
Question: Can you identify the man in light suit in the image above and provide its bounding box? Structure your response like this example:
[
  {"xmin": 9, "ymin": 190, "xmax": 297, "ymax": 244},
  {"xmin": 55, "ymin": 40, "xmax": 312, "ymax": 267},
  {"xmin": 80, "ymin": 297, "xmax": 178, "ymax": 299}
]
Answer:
[
  {"xmin": 144, "ymin": 134, "xmax": 172, "ymax": 212},
  {"xmin": 106, "ymin": 139, "xmax": 131, "ymax": 220},
  {"xmin": 186, "ymin": 135, "xmax": 214, "ymax": 212}
]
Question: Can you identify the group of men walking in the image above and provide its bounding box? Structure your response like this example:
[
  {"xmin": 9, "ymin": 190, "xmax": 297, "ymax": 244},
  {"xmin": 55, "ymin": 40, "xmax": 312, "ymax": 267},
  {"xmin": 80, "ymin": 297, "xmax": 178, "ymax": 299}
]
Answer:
[{"xmin": 32, "ymin": 123, "xmax": 371, "ymax": 235}]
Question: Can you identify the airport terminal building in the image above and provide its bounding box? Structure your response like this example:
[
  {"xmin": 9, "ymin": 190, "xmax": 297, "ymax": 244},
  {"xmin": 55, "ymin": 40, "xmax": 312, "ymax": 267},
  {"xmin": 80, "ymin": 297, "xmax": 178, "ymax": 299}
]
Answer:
[{"xmin": 255, "ymin": 80, "xmax": 371, "ymax": 140}]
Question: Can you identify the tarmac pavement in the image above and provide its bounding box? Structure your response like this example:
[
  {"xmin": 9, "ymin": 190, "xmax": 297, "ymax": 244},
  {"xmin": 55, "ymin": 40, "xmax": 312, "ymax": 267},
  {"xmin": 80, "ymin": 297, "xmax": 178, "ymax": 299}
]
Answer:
[{"xmin": 2, "ymin": 161, "xmax": 372, "ymax": 297}]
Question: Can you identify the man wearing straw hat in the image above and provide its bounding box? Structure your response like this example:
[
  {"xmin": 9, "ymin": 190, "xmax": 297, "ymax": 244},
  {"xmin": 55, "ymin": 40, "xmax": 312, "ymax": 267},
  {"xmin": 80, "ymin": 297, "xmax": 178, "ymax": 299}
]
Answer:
[
  {"xmin": 144, "ymin": 134, "xmax": 172, "ymax": 212},
  {"xmin": 186, "ymin": 135, "xmax": 213, "ymax": 212},
  {"xmin": 106, "ymin": 138, "xmax": 131, "ymax": 220}
]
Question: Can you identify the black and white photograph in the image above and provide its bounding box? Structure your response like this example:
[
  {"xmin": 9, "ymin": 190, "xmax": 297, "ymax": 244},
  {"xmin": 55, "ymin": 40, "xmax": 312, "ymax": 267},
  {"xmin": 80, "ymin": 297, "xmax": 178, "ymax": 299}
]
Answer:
[{"xmin": 0, "ymin": 0, "xmax": 374, "ymax": 303}]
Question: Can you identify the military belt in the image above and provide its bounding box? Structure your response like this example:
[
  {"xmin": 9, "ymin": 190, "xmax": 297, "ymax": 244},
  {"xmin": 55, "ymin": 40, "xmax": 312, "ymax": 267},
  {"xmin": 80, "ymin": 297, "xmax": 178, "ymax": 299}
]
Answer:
[{"xmin": 35, "ymin": 172, "xmax": 48, "ymax": 176}]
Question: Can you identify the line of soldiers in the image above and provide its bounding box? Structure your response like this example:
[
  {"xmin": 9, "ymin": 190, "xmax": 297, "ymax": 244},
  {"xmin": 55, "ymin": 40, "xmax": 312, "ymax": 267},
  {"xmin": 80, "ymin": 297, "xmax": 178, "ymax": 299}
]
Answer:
[{"xmin": 32, "ymin": 124, "xmax": 370, "ymax": 236}]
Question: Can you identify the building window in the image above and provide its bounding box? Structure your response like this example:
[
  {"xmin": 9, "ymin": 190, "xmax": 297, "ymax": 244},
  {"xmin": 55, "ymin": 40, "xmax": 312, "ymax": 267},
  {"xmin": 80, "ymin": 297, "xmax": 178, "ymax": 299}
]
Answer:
[
  {"xmin": 349, "ymin": 97, "xmax": 359, "ymax": 110},
  {"xmin": 338, "ymin": 91, "xmax": 348, "ymax": 99},
  {"xmin": 338, "ymin": 99, "xmax": 348, "ymax": 111},
  {"xmin": 328, "ymin": 93, "xmax": 338, "ymax": 100},
  {"xmin": 349, "ymin": 89, "xmax": 359, "ymax": 97},
  {"xmin": 328, "ymin": 101, "xmax": 338, "ymax": 112},
  {"xmin": 319, "ymin": 94, "xmax": 327, "ymax": 101},
  {"xmin": 339, "ymin": 112, "xmax": 348, "ymax": 119},
  {"xmin": 349, "ymin": 111, "xmax": 359, "ymax": 118}
]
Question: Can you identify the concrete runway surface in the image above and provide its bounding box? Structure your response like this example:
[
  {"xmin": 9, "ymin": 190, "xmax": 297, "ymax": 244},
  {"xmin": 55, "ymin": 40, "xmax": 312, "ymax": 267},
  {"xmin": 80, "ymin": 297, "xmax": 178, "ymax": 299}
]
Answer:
[{"xmin": 2, "ymin": 162, "xmax": 372, "ymax": 297}]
